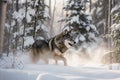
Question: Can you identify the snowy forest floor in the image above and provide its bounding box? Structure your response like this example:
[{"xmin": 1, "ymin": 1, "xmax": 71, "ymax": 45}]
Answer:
[{"xmin": 0, "ymin": 51, "xmax": 120, "ymax": 80}]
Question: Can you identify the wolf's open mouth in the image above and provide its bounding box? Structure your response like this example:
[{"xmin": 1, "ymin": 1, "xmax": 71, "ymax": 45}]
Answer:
[{"xmin": 69, "ymin": 43, "xmax": 73, "ymax": 46}]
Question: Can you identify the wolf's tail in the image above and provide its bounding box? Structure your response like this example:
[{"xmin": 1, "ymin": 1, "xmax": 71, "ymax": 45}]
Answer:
[{"xmin": 29, "ymin": 48, "xmax": 40, "ymax": 63}]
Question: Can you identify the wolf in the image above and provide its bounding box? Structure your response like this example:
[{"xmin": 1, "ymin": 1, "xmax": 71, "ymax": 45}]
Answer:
[{"xmin": 30, "ymin": 30, "xmax": 76, "ymax": 66}]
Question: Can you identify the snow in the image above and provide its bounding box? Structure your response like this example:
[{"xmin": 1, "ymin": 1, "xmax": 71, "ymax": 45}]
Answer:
[
  {"xmin": 20, "ymin": 0, "xmax": 31, "ymax": 3},
  {"xmin": 111, "ymin": 23, "xmax": 120, "ymax": 31},
  {"xmin": 86, "ymin": 26, "xmax": 90, "ymax": 31},
  {"xmin": 13, "ymin": 32, "xmax": 19, "ymax": 38},
  {"xmin": 70, "ymin": 15, "xmax": 79, "ymax": 24},
  {"xmin": 26, "ymin": 8, "xmax": 35, "ymax": 23},
  {"xmin": 90, "ymin": 24, "xmax": 97, "ymax": 31},
  {"xmin": 0, "ymin": 48, "xmax": 120, "ymax": 80},
  {"xmin": 69, "ymin": 1, "xmax": 74, "ymax": 8},
  {"xmin": 96, "ymin": 7, "xmax": 102, "ymax": 14},
  {"xmin": 13, "ymin": 9, "xmax": 25, "ymax": 21},
  {"xmin": 0, "ymin": 63, "xmax": 120, "ymax": 80},
  {"xmin": 79, "ymin": 34, "xmax": 86, "ymax": 41},
  {"xmin": 71, "ymin": 10, "xmax": 77, "ymax": 14},
  {"xmin": 88, "ymin": 32, "xmax": 95, "ymax": 39},
  {"xmin": 24, "ymin": 36, "xmax": 34, "ymax": 47},
  {"xmin": 35, "ymin": 0, "xmax": 39, "ymax": 6},
  {"xmin": 11, "ymin": 20, "xmax": 16, "ymax": 27},
  {"xmin": 86, "ymin": 16, "xmax": 92, "ymax": 21},
  {"xmin": 111, "ymin": 5, "xmax": 120, "ymax": 14},
  {"xmin": 43, "ymin": 11, "xmax": 50, "ymax": 18},
  {"xmin": 5, "ymin": 24, "xmax": 10, "ymax": 31}
]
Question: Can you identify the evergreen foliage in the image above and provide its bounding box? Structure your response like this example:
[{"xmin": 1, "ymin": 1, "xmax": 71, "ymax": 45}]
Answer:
[
  {"xmin": 111, "ymin": 6, "xmax": 120, "ymax": 63},
  {"xmin": 12, "ymin": 0, "xmax": 49, "ymax": 49},
  {"xmin": 63, "ymin": 0, "xmax": 98, "ymax": 47}
]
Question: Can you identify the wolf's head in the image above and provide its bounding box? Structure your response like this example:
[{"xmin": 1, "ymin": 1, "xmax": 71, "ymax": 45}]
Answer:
[{"xmin": 61, "ymin": 29, "xmax": 76, "ymax": 48}]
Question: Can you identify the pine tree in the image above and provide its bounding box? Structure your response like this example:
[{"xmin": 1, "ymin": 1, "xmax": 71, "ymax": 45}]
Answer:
[
  {"xmin": 111, "ymin": 6, "xmax": 120, "ymax": 63},
  {"xmin": 63, "ymin": 0, "xmax": 98, "ymax": 47},
  {"xmin": 11, "ymin": 0, "xmax": 50, "ymax": 49}
]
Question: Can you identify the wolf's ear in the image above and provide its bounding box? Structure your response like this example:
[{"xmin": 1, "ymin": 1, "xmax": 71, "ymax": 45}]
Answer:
[
  {"xmin": 69, "ymin": 29, "xmax": 74, "ymax": 32},
  {"xmin": 62, "ymin": 29, "xmax": 68, "ymax": 35}
]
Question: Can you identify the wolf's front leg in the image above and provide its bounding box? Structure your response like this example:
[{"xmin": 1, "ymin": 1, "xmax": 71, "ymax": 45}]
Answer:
[
  {"xmin": 54, "ymin": 55, "xmax": 58, "ymax": 65},
  {"xmin": 54, "ymin": 49, "xmax": 61, "ymax": 65},
  {"xmin": 54, "ymin": 54, "xmax": 67, "ymax": 66},
  {"xmin": 60, "ymin": 55, "xmax": 67, "ymax": 66}
]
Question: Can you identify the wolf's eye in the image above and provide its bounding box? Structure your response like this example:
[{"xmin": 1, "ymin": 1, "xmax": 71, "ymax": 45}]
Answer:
[
  {"xmin": 58, "ymin": 41, "xmax": 61, "ymax": 44},
  {"xmin": 59, "ymin": 43, "xmax": 61, "ymax": 44}
]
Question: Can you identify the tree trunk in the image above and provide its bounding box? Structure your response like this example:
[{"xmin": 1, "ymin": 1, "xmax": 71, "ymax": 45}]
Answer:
[
  {"xmin": 49, "ymin": 0, "xmax": 53, "ymax": 37},
  {"xmin": 14, "ymin": 0, "xmax": 19, "ymax": 53},
  {"xmin": 22, "ymin": 0, "xmax": 27, "ymax": 51},
  {"xmin": 50, "ymin": 0, "xmax": 56, "ymax": 36},
  {"xmin": 0, "ymin": 0, "xmax": 7, "ymax": 57},
  {"xmin": 7, "ymin": 0, "xmax": 14, "ymax": 56},
  {"xmin": 89, "ymin": 0, "xmax": 92, "ymax": 12},
  {"xmin": 59, "ymin": 0, "xmax": 64, "ymax": 32},
  {"xmin": 108, "ymin": 0, "xmax": 112, "ymax": 70}
]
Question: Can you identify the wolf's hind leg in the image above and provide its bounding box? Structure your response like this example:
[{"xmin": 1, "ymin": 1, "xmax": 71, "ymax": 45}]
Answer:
[
  {"xmin": 43, "ymin": 59, "xmax": 49, "ymax": 64},
  {"xmin": 44, "ymin": 59, "xmax": 49, "ymax": 64}
]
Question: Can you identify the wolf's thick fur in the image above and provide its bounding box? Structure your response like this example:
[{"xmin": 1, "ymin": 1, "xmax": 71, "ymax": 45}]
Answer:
[{"xmin": 30, "ymin": 30, "xmax": 75, "ymax": 66}]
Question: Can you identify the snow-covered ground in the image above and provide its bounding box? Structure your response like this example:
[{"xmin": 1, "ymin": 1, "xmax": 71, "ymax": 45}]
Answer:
[
  {"xmin": 0, "ymin": 50, "xmax": 120, "ymax": 80},
  {"xmin": 1, "ymin": 64, "xmax": 120, "ymax": 80}
]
